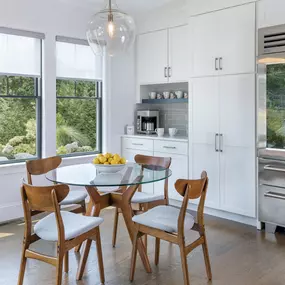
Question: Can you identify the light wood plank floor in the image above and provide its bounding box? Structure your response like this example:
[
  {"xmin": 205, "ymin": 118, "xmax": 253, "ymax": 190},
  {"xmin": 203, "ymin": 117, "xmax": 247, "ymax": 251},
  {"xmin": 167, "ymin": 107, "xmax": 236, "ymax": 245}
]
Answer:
[{"xmin": 1, "ymin": 208, "xmax": 285, "ymax": 285}]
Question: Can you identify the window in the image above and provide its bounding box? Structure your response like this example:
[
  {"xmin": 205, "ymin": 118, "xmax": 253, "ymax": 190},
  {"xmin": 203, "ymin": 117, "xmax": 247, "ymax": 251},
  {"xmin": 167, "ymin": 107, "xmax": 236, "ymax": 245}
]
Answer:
[
  {"xmin": 56, "ymin": 37, "xmax": 102, "ymax": 156},
  {"xmin": 267, "ymin": 64, "xmax": 285, "ymax": 149},
  {"xmin": 0, "ymin": 30, "xmax": 43, "ymax": 164}
]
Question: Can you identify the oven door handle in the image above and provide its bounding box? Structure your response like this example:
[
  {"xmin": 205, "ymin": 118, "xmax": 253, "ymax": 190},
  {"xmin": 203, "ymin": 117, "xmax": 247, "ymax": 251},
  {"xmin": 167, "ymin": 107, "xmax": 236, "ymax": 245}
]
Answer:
[
  {"xmin": 264, "ymin": 191, "xmax": 285, "ymax": 201},
  {"xmin": 264, "ymin": 165, "xmax": 285, "ymax": 172}
]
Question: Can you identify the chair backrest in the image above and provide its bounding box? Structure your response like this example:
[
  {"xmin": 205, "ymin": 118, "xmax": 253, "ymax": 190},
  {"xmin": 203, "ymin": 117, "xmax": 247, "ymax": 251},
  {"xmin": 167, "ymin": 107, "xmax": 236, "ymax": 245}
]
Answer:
[
  {"xmin": 22, "ymin": 182, "xmax": 69, "ymax": 212},
  {"xmin": 175, "ymin": 171, "xmax": 208, "ymax": 200},
  {"xmin": 134, "ymin": 154, "xmax": 171, "ymax": 169},
  {"xmin": 26, "ymin": 156, "xmax": 62, "ymax": 184}
]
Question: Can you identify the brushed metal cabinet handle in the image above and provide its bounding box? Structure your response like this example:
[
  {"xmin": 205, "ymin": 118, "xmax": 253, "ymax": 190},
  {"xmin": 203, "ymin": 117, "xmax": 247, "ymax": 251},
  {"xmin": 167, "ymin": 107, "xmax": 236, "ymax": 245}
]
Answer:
[
  {"xmin": 219, "ymin": 57, "xmax": 223, "ymax": 70},
  {"xmin": 168, "ymin": 67, "xmax": 172, "ymax": 77},
  {"xmin": 264, "ymin": 191, "xmax": 285, "ymax": 201},
  {"xmin": 132, "ymin": 143, "xmax": 143, "ymax": 146},
  {"xmin": 219, "ymin": 134, "xmax": 223, "ymax": 152},
  {"xmin": 215, "ymin": 58, "xmax": 219, "ymax": 71},
  {"xmin": 215, "ymin": 133, "xmax": 219, "ymax": 152},
  {"xmin": 163, "ymin": 146, "xmax": 176, "ymax": 149},
  {"xmin": 164, "ymin": 67, "xmax": 168, "ymax": 78},
  {"xmin": 264, "ymin": 165, "xmax": 285, "ymax": 172}
]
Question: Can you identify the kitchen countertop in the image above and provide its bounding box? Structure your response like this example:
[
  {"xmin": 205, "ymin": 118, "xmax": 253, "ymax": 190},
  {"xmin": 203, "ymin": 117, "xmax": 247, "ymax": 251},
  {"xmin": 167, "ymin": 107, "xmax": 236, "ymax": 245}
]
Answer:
[{"xmin": 122, "ymin": 134, "xmax": 188, "ymax": 142}]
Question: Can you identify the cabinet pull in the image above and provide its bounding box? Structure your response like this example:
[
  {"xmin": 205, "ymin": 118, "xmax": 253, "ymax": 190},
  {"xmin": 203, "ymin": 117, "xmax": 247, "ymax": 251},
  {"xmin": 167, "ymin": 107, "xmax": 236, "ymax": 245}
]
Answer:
[
  {"xmin": 264, "ymin": 165, "xmax": 285, "ymax": 172},
  {"xmin": 132, "ymin": 143, "xmax": 143, "ymax": 146},
  {"xmin": 168, "ymin": 67, "xmax": 172, "ymax": 77},
  {"xmin": 219, "ymin": 134, "xmax": 223, "ymax": 152},
  {"xmin": 164, "ymin": 67, "xmax": 168, "ymax": 78},
  {"xmin": 264, "ymin": 191, "xmax": 285, "ymax": 201},
  {"xmin": 163, "ymin": 146, "xmax": 176, "ymax": 149},
  {"xmin": 215, "ymin": 133, "xmax": 219, "ymax": 152},
  {"xmin": 219, "ymin": 57, "xmax": 223, "ymax": 70},
  {"xmin": 215, "ymin": 58, "xmax": 219, "ymax": 70}
]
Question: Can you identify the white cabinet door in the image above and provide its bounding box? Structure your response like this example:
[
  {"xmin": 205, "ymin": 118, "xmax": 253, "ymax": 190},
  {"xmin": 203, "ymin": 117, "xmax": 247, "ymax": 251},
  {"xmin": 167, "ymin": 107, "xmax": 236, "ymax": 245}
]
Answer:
[
  {"xmin": 220, "ymin": 146, "xmax": 256, "ymax": 217},
  {"xmin": 122, "ymin": 148, "xmax": 154, "ymax": 194},
  {"xmin": 219, "ymin": 74, "xmax": 255, "ymax": 148},
  {"xmin": 192, "ymin": 143, "xmax": 220, "ymax": 209},
  {"xmin": 218, "ymin": 3, "xmax": 255, "ymax": 75},
  {"xmin": 192, "ymin": 77, "xmax": 219, "ymax": 145},
  {"xmin": 168, "ymin": 25, "xmax": 189, "ymax": 82},
  {"xmin": 137, "ymin": 30, "xmax": 168, "ymax": 84},
  {"xmin": 153, "ymin": 152, "xmax": 188, "ymax": 202},
  {"xmin": 189, "ymin": 12, "xmax": 219, "ymax": 77}
]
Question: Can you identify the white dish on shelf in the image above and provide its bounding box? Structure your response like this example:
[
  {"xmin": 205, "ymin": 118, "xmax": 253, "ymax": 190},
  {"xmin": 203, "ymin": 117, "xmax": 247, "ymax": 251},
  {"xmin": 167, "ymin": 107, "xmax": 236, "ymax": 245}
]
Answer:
[{"xmin": 94, "ymin": 163, "xmax": 126, "ymax": 174}]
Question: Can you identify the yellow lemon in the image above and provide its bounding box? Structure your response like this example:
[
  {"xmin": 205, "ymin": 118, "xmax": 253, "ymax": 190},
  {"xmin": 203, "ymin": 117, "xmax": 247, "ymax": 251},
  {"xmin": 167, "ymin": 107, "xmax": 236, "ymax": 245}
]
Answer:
[
  {"xmin": 104, "ymin": 162, "xmax": 110, "ymax": 165},
  {"xmin": 120, "ymin": 157, "xmax": 126, "ymax": 164},
  {"xmin": 113, "ymin": 154, "xmax": 121, "ymax": 161},
  {"xmin": 108, "ymin": 158, "xmax": 113, "ymax": 163},
  {"xmin": 111, "ymin": 160, "xmax": 118, "ymax": 165},
  {"xmin": 105, "ymin": 153, "xmax": 112, "ymax": 159},
  {"xmin": 93, "ymin": 158, "xmax": 100, "ymax": 164},
  {"xmin": 99, "ymin": 156, "xmax": 107, "ymax": 164}
]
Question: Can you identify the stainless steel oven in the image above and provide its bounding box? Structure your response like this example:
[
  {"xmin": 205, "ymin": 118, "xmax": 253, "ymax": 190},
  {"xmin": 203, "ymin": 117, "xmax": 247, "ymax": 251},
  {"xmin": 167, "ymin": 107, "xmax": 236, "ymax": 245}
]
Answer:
[{"xmin": 258, "ymin": 24, "xmax": 285, "ymax": 232}]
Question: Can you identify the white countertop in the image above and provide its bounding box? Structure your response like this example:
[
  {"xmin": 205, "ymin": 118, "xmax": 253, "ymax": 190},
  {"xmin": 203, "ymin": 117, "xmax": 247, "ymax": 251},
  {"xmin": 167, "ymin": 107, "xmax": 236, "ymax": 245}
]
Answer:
[{"xmin": 122, "ymin": 134, "xmax": 188, "ymax": 142}]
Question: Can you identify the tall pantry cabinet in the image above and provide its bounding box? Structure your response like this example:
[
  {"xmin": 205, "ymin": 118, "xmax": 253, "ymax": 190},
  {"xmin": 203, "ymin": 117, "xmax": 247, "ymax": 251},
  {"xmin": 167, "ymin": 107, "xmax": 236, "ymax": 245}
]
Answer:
[{"xmin": 189, "ymin": 2, "xmax": 256, "ymax": 218}]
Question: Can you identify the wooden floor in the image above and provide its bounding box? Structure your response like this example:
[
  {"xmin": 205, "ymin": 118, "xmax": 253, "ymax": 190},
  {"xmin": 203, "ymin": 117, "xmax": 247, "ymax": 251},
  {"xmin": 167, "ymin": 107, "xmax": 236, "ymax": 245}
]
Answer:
[{"xmin": 1, "ymin": 208, "xmax": 285, "ymax": 285}]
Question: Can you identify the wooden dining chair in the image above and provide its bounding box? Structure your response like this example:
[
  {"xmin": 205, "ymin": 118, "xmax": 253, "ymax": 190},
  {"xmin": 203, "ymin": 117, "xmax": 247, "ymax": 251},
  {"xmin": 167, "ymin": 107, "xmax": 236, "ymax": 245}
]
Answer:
[
  {"xmin": 26, "ymin": 156, "xmax": 87, "ymax": 216},
  {"xmin": 112, "ymin": 154, "xmax": 171, "ymax": 248},
  {"xmin": 129, "ymin": 171, "xmax": 212, "ymax": 285},
  {"xmin": 18, "ymin": 182, "xmax": 104, "ymax": 285}
]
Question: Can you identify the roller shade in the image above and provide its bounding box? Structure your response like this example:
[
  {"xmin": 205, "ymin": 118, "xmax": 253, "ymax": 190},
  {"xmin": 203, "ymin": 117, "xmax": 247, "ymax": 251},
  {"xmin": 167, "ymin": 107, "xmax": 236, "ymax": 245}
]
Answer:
[
  {"xmin": 56, "ymin": 40, "xmax": 102, "ymax": 80},
  {"xmin": 0, "ymin": 33, "xmax": 41, "ymax": 77}
]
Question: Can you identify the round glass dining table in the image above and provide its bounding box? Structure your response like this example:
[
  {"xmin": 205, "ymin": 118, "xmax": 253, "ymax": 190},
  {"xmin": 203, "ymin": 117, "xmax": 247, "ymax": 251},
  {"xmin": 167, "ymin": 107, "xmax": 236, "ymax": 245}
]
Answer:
[{"xmin": 46, "ymin": 162, "xmax": 172, "ymax": 274}]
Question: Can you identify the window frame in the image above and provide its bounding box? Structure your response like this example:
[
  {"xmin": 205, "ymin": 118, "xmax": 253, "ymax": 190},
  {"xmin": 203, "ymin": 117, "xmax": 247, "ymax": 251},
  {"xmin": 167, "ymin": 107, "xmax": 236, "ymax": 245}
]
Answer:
[
  {"xmin": 0, "ymin": 38, "xmax": 42, "ymax": 165},
  {"xmin": 56, "ymin": 77, "xmax": 102, "ymax": 158}
]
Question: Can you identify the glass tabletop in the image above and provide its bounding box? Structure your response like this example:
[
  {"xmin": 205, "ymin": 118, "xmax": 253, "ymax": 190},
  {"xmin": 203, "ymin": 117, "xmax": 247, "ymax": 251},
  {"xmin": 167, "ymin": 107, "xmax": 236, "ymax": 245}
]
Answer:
[{"xmin": 46, "ymin": 163, "xmax": 172, "ymax": 187}]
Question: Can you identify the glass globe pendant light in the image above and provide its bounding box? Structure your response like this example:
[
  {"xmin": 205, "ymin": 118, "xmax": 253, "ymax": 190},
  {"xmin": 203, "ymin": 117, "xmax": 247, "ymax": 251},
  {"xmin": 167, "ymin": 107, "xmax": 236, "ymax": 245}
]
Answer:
[{"xmin": 87, "ymin": 0, "xmax": 136, "ymax": 57}]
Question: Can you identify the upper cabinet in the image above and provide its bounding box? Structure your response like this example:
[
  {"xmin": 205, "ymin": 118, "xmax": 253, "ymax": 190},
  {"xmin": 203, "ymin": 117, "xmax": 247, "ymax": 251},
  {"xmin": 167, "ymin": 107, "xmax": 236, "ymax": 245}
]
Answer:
[
  {"xmin": 189, "ymin": 3, "xmax": 256, "ymax": 77},
  {"xmin": 168, "ymin": 25, "xmax": 190, "ymax": 83},
  {"xmin": 136, "ymin": 25, "xmax": 189, "ymax": 85},
  {"xmin": 137, "ymin": 30, "xmax": 168, "ymax": 84}
]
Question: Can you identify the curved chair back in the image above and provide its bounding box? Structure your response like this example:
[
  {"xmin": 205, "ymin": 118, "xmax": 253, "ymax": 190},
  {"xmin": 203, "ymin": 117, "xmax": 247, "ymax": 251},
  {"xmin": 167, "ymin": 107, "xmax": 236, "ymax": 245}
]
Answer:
[{"xmin": 26, "ymin": 156, "xmax": 62, "ymax": 184}]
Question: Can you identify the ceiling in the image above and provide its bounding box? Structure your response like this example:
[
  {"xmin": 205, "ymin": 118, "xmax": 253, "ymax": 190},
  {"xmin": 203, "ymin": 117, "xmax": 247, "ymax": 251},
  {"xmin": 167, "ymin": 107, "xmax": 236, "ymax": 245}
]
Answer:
[{"xmin": 61, "ymin": 0, "xmax": 176, "ymax": 14}]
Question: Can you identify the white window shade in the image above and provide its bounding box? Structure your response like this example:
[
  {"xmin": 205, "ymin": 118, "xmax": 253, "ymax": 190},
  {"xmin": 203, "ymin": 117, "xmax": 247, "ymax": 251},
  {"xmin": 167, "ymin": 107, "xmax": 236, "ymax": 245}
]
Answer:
[
  {"xmin": 56, "ymin": 41, "xmax": 102, "ymax": 80},
  {"xmin": 0, "ymin": 34, "xmax": 41, "ymax": 77}
]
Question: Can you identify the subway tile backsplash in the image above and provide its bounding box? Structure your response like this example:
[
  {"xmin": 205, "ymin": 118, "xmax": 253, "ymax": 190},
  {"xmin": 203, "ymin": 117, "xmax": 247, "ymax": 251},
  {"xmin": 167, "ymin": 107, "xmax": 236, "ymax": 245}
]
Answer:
[{"xmin": 136, "ymin": 103, "xmax": 188, "ymax": 136}]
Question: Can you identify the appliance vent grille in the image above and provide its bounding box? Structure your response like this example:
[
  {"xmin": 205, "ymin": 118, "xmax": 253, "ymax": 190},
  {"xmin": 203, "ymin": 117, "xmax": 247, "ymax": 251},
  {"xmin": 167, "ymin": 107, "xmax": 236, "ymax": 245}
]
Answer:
[{"xmin": 259, "ymin": 24, "xmax": 285, "ymax": 55}]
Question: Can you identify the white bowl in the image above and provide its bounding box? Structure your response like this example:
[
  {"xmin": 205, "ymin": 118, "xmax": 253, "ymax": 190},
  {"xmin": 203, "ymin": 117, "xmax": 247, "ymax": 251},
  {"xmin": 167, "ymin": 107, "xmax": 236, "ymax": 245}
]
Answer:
[{"xmin": 94, "ymin": 163, "xmax": 126, "ymax": 174}]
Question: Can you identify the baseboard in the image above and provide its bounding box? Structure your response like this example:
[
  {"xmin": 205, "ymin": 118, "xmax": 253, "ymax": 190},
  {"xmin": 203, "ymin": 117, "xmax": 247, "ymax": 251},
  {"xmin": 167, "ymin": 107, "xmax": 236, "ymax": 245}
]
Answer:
[
  {"xmin": 170, "ymin": 199, "xmax": 257, "ymax": 227},
  {"xmin": 0, "ymin": 203, "xmax": 23, "ymax": 224}
]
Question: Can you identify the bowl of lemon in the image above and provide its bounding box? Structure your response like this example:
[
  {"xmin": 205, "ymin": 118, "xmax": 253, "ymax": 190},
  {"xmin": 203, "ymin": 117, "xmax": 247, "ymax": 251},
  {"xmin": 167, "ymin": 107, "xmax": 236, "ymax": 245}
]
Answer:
[{"xmin": 93, "ymin": 153, "xmax": 127, "ymax": 174}]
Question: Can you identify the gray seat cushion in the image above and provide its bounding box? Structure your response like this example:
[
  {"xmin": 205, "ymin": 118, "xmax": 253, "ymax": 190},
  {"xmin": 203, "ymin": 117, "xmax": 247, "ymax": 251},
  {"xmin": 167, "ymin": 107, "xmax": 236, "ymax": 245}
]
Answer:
[
  {"xmin": 34, "ymin": 211, "xmax": 103, "ymax": 241},
  {"xmin": 132, "ymin": 205, "xmax": 195, "ymax": 233},
  {"xmin": 131, "ymin": 192, "xmax": 164, "ymax": 204},
  {"xmin": 60, "ymin": 191, "xmax": 87, "ymax": 205}
]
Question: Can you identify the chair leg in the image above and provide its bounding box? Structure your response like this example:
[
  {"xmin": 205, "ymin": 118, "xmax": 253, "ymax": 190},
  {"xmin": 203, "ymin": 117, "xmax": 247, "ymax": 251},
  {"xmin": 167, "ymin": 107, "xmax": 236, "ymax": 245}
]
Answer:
[
  {"xmin": 143, "ymin": 203, "xmax": 148, "ymax": 253},
  {"xmin": 64, "ymin": 252, "xmax": 69, "ymax": 273},
  {"xmin": 56, "ymin": 252, "xmax": 64, "ymax": 285},
  {"xmin": 76, "ymin": 239, "xmax": 92, "ymax": 280},
  {"xmin": 202, "ymin": 235, "xmax": 212, "ymax": 280},
  {"xmin": 130, "ymin": 230, "xmax": 139, "ymax": 282},
  {"xmin": 18, "ymin": 242, "xmax": 28, "ymax": 285},
  {"xmin": 179, "ymin": 245, "xmax": 190, "ymax": 285},
  {"xmin": 155, "ymin": 238, "xmax": 160, "ymax": 266},
  {"xmin": 75, "ymin": 201, "xmax": 87, "ymax": 253},
  {"xmin": 112, "ymin": 207, "xmax": 119, "ymax": 248},
  {"xmin": 95, "ymin": 228, "xmax": 105, "ymax": 284}
]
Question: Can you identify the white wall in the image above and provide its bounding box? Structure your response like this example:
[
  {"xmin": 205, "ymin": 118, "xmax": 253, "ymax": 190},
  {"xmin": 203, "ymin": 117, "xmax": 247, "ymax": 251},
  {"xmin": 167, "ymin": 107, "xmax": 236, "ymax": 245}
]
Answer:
[{"xmin": 0, "ymin": 0, "xmax": 136, "ymax": 223}]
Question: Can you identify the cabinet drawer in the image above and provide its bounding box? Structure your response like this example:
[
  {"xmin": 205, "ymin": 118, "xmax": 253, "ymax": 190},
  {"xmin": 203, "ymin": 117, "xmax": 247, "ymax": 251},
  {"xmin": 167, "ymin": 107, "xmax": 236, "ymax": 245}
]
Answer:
[
  {"xmin": 122, "ymin": 138, "xmax": 154, "ymax": 151},
  {"xmin": 259, "ymin": 185, "xmax": 285, "ymax": 227},
  {"xmin": 154, "ymin": 140, "xmax": 188, "ymax": 155}
]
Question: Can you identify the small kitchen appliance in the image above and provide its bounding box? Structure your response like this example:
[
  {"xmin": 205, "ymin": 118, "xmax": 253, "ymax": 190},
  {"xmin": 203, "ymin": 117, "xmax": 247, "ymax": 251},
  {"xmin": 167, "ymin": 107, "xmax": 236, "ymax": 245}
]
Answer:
[{"xmin": 137, "ymin": 110, "xmax": 160, "ymax": 134}]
